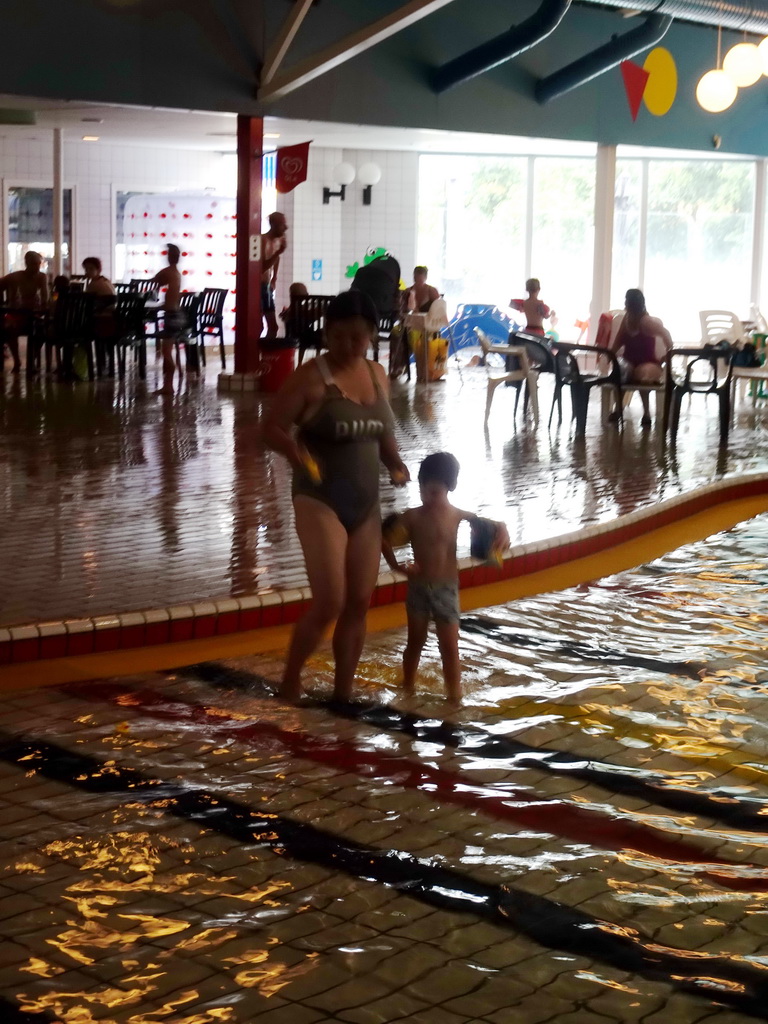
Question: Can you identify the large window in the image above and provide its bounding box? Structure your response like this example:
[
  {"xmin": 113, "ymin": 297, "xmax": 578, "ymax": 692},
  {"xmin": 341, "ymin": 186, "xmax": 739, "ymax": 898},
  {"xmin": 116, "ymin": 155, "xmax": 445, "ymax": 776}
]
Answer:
[
  {"xmin": 418, "ymin": 155, "xmax": 527, "ymax": 314},
  {"xmin": 418, "ymin": 149, "xmax": 596, "ymax": 332},
  {"xmin": 530, "ymin": 158, "xmax": 594, "ymax": 333},
  {"xmin": 612, "ymin": 155, "xmax": 755, "ymax": 341},
  {"xmin": 7, "ymin": 186, "xmax": 73, "ymax": 275}
]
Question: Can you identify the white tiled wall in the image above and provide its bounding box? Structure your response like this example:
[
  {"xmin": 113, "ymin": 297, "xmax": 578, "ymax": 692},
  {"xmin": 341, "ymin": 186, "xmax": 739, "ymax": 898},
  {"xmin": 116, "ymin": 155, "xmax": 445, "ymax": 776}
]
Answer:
[
  {"xmin": 281, "ymin": 147, "xmax": 419, "ymax": 307},
  {"xmin": 0, "ymin": 136, "xmax": 234, "ymax": 278},
  {"xmin": 0, "ymin": 135, "xmax": 421, "ymax": 318}
]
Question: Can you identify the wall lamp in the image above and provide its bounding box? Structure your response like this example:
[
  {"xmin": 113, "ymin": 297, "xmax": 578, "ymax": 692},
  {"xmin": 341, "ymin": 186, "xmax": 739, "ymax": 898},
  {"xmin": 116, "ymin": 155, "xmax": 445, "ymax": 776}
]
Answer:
[
  {"xmin": 323, "ymin": 162, "xmax": 356, "ymax": 203},
  {"xmin": 358, "ymin": 162, "xmax": 382, "ymax": 205}
]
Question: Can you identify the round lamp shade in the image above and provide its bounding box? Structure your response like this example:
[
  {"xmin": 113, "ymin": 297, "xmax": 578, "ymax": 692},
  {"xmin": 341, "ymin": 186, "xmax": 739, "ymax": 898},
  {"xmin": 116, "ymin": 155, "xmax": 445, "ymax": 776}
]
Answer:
[
  {"xmin": 757, "ymin": 35, "xmax": 768, "ymax": 75},
  {"xmin": 696, "ymin": 68, "xmax": 737, "ymax": 113},
  {"xmin": 357, "ymin": 162, "xmax": 382, "ymax": 187},
  {"xmin": 723, "ymin": 42, "xmax": 762, "ymax": 86},
  {"xmin": 333, "ymin": 162, "xmax": 356, "ymax": 187}
]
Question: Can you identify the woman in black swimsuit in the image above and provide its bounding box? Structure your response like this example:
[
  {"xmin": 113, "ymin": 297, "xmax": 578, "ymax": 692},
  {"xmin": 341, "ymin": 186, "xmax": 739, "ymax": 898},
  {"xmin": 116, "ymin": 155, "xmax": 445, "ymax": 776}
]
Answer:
[{"xmin": 263, "ymin": 291, "xmax": 409, "ymax": 702}]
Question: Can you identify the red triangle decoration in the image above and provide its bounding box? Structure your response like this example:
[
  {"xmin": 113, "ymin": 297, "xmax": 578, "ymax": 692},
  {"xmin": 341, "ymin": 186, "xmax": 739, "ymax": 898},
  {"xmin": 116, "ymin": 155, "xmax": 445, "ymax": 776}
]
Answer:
[{"xmin": 621, "ymin": 60, "xmax": 650, "ymax": 122}]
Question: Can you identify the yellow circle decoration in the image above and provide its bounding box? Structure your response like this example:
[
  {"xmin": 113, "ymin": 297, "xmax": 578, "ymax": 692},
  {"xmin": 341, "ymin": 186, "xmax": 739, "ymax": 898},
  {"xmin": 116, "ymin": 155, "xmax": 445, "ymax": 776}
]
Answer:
[{"xmin": 642, "ymin": 47, "xmax": 677, "ymax": 116}]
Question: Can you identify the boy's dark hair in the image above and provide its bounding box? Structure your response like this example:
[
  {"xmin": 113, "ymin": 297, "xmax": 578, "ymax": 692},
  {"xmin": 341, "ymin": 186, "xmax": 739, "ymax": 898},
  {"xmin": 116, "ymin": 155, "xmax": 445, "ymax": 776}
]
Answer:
[
  {"xmin": 525, "ymin": 277, "xmax": 540, "ymax": 293},
  {"xmin": 327, "ymin": 289, "xmax": 379, "ymax": 330},
  {"xmin": 418, "ymin": 452, "xmax": 459, "ymax": 491}
]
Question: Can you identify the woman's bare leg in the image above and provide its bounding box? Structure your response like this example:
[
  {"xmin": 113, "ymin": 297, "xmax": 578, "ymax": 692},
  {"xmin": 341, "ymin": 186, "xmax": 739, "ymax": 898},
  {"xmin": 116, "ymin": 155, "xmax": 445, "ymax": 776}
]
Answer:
[
  {"xmin": 281, "ymin": 496, "xmax": 347, "ymax": 701},
  {"xmin": 332, "ymin": 512, "xmax": 382, "ymax": 702}
]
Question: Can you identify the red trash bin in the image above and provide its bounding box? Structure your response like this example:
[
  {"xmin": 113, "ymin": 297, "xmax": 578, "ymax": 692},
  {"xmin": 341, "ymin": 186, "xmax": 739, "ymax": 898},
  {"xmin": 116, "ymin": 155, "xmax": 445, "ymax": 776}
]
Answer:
[{"xmin": 259, "ymin": 338, "xmax": 296, "ymax": 393}]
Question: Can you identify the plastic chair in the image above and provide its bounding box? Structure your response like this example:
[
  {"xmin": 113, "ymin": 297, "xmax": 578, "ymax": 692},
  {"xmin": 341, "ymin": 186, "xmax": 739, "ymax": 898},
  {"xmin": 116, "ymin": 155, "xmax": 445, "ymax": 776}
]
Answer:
[
  {"xmin": 699, "ymin": 310, "xmax": 743, "ymax": 346},
  {"xmin": 198, "ymin": 287, "xmax": 229, "ymax": 369},
  {"xmin": 113, "ymin": 293, "xmax": 148, "ymax": 379},
  {"xmin": 288, "ymin": 295, "xmax": 332, "ymax": 365},
  {"xmin": 550, "ymin": 342, "xmax": 621, "ymax": 437},
  {"xmin": 53, "ymin": 292, "xmax": 96, "ymax": 381},
  {"xmin": 475, "ymin": 328, "xmax": 539, "ymax": 425},
  {"xmin": 661, "ymin": 346, "xmax": 733, "ymax": 444},
  {"xmin": 177, "ymin": 292, "xmax": 203, "ymax": 372}
]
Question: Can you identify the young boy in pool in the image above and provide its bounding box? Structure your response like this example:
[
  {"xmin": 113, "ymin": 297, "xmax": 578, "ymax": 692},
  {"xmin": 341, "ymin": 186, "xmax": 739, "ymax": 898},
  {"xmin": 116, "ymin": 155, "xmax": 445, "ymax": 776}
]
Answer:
[{"xmin": 382, "ymin": 452, "xmax": 509, "ymax": 703}]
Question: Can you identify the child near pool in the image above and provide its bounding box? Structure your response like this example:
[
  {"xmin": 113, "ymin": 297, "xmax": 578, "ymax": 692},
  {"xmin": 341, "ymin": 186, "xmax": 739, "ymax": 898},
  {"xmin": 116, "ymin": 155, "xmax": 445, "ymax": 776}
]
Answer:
[{"xmin": 382, "ymin": 452, "xmax": 509, "ymax": 703}]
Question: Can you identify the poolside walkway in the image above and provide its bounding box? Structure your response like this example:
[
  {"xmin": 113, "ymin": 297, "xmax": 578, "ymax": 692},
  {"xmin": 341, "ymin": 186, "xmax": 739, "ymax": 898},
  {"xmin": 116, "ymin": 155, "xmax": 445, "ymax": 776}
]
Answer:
[{"xmin": 1, "ymin": 359, "xmax": 767, "ymax": 630}]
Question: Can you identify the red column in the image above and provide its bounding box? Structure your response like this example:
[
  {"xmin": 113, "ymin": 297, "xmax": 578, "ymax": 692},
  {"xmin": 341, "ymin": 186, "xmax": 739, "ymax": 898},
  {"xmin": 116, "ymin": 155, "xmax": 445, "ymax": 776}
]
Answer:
[{"xmin": 234, "ymin": 115, "xmax": 263, "ymax": 374}]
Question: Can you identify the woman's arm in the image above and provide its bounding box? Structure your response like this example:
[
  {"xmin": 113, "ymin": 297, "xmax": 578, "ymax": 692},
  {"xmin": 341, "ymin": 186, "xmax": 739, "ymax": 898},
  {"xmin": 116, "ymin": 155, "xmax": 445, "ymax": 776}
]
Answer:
[
  {"xmin": 646, "ymin": 315, "xmax": 672, "ymax": 352},
  {"xmin": 261, "ymin": 367, "xmax": 314, "ymax": 471},
  {"xmin": 372, "ymin": 362, "xmax": 410, "ymax": 484}
]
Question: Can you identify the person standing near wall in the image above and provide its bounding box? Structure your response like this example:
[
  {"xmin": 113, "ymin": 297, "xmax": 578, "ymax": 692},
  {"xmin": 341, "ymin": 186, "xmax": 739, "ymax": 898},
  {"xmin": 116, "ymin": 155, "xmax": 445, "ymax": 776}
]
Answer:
[
  {"xmin": 261, "ymin": 212, "xmax": 288, "ymax": 339},
  {"xmin": 151, "ymin": 243, "xmax": 183, "ymax": 395}
]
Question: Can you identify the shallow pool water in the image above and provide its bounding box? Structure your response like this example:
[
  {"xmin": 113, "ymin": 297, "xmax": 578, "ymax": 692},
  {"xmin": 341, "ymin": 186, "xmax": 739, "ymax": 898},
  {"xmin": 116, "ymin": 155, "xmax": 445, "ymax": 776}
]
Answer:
[{"xmin": 1, "ymin": 515, "xmax": 768, "ymax": 1022}]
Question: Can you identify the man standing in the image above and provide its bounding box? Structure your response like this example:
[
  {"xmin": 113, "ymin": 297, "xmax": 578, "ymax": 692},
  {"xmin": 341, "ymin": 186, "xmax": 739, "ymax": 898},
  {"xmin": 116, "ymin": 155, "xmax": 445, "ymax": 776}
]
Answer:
[
  {"xmin": 404, "ymin": 265, "xmax": 440, "ymax": 314},
  {"xmin": 1, "ymin": 251, "xmax": 48, "ymax": 373},
  {"xmin": 151, "ymin": 243, "xmax": 183, "ymax": 395},
  {"xmin": 261, "ymin": 212, "xmax": 288, "ymax": 339}
]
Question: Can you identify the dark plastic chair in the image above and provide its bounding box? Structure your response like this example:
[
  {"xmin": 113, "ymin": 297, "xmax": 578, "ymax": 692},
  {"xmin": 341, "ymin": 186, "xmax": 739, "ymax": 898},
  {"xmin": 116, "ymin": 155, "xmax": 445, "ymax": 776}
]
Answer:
[
  {"xmin": 288, "ymin": 295, "xmax": 333, "ymax": 365},
  {"xmin": 114, "ymin": 282, "xmax": 134, "ymax": 296},
  {"xmin": 504, "ymin": 331, "xmax": 557, "ymax": 416},
  {"xmin": 177, "ymin": 291, "xmax": 203, "ymax": 372},
  {"xmin": 114, "ymin": 293, "xmax": 148, "ymax": 379},
  {"xmin": 550, "ymin": 342, "xmax": 622, "ymax": 437},
  {"xmin": 198, "ymin": 287, "xmax": 229, "ymax": 369},
  {"xmin": 53, "ymin": 292, "xmax": 95, "ymax": 381},
  {"xmin": 661, "ymin": 346, "xmax": 734, "ymax": 445},
  {"xmin": 129, "ymin": 278, "xmax": 159, "ymax": 299}
]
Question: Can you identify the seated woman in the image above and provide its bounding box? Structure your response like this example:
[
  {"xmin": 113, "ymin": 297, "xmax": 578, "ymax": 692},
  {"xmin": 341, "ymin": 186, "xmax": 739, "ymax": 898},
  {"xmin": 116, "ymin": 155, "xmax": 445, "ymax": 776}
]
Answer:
[{"xmin": 609, "ymin": 288, "xmax": 672, "ymax": 427}]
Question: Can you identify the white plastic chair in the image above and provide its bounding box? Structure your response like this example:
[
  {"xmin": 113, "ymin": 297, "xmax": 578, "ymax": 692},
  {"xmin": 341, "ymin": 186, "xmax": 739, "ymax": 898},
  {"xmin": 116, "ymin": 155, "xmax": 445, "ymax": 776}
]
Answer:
[
  {"xmin": 475, "ymin": 328, "xmax": 538, "ymax": 426},
  {"xmin": 699, "ymin": 309, "xmax": 743, "ymax": 346},
  {"xmin": 700, "ymin": 309, "xmax": 768, "ymax": 408}
]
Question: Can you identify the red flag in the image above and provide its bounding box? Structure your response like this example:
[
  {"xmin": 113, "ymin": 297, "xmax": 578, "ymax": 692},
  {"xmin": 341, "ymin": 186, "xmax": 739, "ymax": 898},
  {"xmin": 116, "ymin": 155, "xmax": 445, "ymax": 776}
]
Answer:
[
  {"xmin": 621, "ymin": 61, "xmax": 650, "ymax": 122},
  {"xmin": 275, "ymin": 141, "xmax": 310, "ymax": 194}
]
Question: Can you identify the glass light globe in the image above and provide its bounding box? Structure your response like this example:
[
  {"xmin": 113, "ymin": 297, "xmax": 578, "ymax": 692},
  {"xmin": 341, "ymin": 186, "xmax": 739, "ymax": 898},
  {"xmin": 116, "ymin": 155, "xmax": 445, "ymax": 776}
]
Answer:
[
  {"xmin": 357, "ymin": 162, "xmax": 382, "ymax": 187},
  {"xmin": 723, "ymin": 42, "xmax": 762, "ymax": 86},
  {"xmin": 757, "ymin": 35, "xmax": 768, "ymax": 74},
  {"xmin": 333, "ymin": 162, "xmax": 356, "ymax": 186},
  {"xmin": 696, "ymin": 69, "xmax": 738, "ymax": 112}
]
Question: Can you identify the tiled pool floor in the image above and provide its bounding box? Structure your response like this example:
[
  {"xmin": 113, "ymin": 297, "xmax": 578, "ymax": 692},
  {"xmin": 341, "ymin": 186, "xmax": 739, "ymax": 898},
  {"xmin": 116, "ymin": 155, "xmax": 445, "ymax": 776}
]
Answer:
[{"xmin": 1, "ymin": 514, "xmax": 768, "ymax": 1023}]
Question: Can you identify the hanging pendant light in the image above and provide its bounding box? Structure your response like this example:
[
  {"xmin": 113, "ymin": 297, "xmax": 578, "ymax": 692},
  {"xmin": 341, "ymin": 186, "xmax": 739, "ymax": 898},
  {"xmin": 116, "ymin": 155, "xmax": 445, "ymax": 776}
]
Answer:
[
  {"xmin": 723, "ymin": 41, "xmax": 762, "ymax": 86},
  {"xmin": 696, "ymin": 23, "xmax": 737, "ymax": 112},
  {"xmin": 757, "ymin": 35, "xmax": 768, "ymax": 74}
]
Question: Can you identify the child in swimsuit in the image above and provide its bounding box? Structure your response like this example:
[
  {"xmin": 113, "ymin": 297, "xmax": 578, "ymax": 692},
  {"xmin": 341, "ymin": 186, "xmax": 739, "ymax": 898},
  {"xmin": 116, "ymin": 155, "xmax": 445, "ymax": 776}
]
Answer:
[
  {"xmin": 382, "ymin": 452, "xmax": 509, "ymax": 704},
  {"xmin": 510, "ymin": 278, "xmax": 554, "ymax": 336}
]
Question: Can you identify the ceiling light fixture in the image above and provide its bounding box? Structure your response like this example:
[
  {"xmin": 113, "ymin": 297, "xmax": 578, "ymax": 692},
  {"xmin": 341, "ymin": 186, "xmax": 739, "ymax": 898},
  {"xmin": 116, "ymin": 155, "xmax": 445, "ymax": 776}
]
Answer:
[
  {"xmin": 723, "ymin": 40, "xmax": 762, "ymax": 86},
  {"xmin": 82, "ymin": 135, "xmax": 100, "ymax": 142},
  {"xmin": 696, "ymin": 23, "xmax": 737, "ymax": 113}
]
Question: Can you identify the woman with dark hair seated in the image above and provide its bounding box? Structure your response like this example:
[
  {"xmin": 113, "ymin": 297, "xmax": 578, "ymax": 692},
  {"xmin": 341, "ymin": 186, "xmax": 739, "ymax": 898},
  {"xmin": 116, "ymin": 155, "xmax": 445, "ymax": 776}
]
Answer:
[{"xmin": 609, "ymin": 288, "xmax": 672, "ymax": 427}]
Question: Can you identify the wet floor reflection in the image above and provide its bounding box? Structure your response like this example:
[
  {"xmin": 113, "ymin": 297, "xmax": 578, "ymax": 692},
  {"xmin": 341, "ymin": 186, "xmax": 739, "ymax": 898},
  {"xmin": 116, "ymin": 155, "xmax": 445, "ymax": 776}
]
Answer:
[{"xmin": 1, "ymin": 367, "xmax": 767, "ymax": 625}]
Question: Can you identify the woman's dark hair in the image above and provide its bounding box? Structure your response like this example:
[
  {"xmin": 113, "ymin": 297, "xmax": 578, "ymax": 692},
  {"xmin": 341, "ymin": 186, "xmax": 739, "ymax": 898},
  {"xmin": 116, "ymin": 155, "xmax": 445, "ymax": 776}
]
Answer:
[
  {"xmin": 418, "ymin": 452, "xmax": 459, "ymax": 491},
  {"xmin": 327, "ymin": 289, "xmax": 379, "ymax": 330},
  {"xmin": 624, "ymin": 288, "xmax": 647, "ymax": 328}
]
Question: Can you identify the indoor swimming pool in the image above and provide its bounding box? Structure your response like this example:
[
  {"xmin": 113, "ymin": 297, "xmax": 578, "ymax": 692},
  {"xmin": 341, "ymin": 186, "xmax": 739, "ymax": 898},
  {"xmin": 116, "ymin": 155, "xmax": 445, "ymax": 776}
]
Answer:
[{"xmin": 0, "ymin": 514, "xmax": 767, "ymax": 1023}]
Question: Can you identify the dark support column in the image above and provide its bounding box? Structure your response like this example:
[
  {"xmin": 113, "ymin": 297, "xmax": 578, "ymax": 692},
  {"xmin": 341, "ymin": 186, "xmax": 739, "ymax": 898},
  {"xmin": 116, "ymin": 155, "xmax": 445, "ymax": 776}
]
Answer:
[{"xmin": 234, "ymin": 114, "xmax": 263, "ymax": 375}]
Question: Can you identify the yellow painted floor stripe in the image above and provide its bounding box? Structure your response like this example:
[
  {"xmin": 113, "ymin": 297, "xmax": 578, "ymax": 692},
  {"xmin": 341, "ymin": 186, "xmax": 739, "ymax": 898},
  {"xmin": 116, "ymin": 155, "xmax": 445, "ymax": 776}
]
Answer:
[{"xmin": 1, "ymin": 493, "xmax": 766, "ymax": 693}]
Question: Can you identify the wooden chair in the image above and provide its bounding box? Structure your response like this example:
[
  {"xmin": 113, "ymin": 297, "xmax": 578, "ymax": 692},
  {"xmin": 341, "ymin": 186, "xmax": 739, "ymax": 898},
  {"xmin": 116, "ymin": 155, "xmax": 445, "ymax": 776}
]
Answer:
[
  {"xmin": 475, "ymin": 328, "xmax": 539, "ymax": 426},
  {"xmin": 198, "ymin": 287, "xmax": 229, "ymax": 369}
]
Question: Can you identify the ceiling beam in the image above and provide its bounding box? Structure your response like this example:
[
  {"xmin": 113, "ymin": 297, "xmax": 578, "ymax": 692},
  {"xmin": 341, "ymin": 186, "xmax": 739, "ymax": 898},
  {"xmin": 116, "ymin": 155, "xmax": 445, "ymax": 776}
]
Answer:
[
  {"xmin": 259, "ymin": 0, "xmax": 459, "ymax": 103},
  {"xmin": 261, "ymin": 0, "xmax": 316, "ymax": 88}
]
